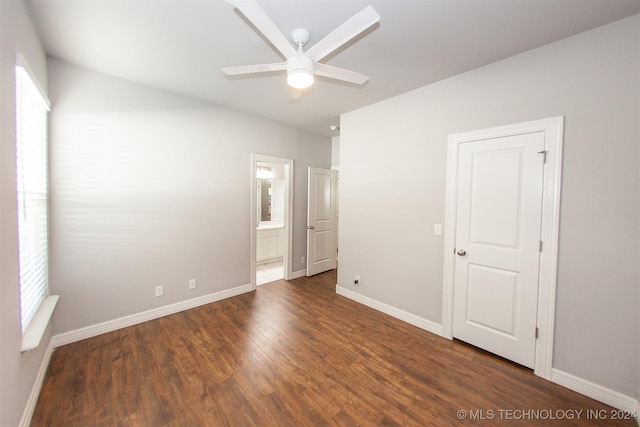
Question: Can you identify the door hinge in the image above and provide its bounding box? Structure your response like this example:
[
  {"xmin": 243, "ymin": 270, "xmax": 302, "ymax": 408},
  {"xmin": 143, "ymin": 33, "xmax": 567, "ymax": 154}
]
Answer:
[
  {"xmin": 538, "ymin": 150, "xmax": 547, "ymax": 163},
  {"xmin": 539, "ymin": 241, "xmax": 543, "ymax": 252},
  {"xmin": 535, "ymin": 327, "xmax": 539, "ymax": 339}
]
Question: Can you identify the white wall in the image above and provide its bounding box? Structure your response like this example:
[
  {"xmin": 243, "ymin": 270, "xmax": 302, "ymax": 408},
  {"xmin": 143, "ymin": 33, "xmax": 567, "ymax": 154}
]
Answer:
[
  {"xmin": 339, "ymin": 15, "xmax": 639, "ymax": 401},
  {"xmin": 331, "ymin": 136, "xmax": 340, "ymax": 168},
  {"xmin": 47, "ymin": 59, "xmax": 331, "ymax": 334},
  {"xmin": 0, "ymin": 1, "xmax": 51, "ymax": 425}
]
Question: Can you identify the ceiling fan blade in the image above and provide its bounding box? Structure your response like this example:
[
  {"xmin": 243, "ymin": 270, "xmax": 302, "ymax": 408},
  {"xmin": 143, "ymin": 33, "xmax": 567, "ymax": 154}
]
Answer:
[
  {"xmin": 222, "ymin": 63, "xmax": 286, "ymax": 76},
  {"xmin": 289, "ymin": 87, "xmax": 302, "ymax": 102},
  {"xmin": 305, "ymin": 5, "xmax": 380, "ymax": 63},
  {"xmin": 226, "ymin": 0, "xmax": 297, "ymax": 60},
  {"xmin": 314, "ymin": 63, "xmax": 370, "ymax": 85}
]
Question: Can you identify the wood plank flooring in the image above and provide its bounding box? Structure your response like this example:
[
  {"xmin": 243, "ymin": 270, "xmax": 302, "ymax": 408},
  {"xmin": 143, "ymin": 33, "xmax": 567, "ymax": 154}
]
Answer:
[{"xmin": 32, "ymin": 270, "xmax": 637, "ymax": 426}]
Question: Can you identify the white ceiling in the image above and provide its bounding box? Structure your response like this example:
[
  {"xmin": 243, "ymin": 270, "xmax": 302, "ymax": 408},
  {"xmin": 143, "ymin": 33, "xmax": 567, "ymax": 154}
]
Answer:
[{"xmin": 27, "ymin": 0, "xmax": 639, "ymax": 137}]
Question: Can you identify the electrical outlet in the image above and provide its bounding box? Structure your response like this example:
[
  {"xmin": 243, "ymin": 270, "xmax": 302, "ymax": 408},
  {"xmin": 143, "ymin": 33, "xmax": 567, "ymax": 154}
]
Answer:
[
  {"xmin": 301, "ymin": 256, "xmax": 306, "ymax": 264},
  {"xmin": 155, "ymin": 285, "xmax": 164, "ymax": 297},
  {"xmin": 354, "ymin": 275, "xmax": 360, "ymax": 285},
  {"xmin": 189, "ymin": 279, "xmax": 197, "ymax": 290}
]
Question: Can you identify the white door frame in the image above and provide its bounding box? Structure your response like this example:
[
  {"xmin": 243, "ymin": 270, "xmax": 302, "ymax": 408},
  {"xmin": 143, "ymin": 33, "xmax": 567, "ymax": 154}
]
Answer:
[
  {"xmin": 441, "ymin": 116, "xmax": 564, "ymax": 379},
  {"xmin": 251, "ymin": 154, "xmax": 294, "ymax": 290}
]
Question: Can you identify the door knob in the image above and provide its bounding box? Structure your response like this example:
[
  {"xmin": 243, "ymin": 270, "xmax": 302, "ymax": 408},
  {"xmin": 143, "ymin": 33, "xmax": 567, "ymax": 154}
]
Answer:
[
  {"xmin": 456, "ymin": 249, "xmax": 467, "ymax": 256},
  {"xmin": 307, "ymin": 225, "xmax": 315, "ymax": 230}
]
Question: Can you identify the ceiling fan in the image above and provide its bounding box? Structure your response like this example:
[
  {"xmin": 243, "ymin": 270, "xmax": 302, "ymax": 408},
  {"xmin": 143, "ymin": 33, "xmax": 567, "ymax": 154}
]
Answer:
[{"xmin": 222, "ymin": 0, "xmax": 380, "ymax": 91}]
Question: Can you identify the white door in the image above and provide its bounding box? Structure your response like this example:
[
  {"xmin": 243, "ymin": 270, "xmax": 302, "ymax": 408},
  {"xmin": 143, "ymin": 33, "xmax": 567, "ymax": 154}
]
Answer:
[
  {"xmin": 453, "ymin": 132, "xmax": 545, "ymax": 368},
  {"xmin": 307, "ymin": 167, "xmax": 337, "ymax": 276}
]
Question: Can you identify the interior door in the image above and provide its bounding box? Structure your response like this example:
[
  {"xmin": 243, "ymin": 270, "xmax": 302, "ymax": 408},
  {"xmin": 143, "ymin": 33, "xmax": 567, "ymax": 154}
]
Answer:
[
  {"xmin": 307, "ymin": 167, "xmax": 337, "ymax": 276},
  {"xmin": 453, "ymin": 132, "xmax": 544, "ymax": 368}
]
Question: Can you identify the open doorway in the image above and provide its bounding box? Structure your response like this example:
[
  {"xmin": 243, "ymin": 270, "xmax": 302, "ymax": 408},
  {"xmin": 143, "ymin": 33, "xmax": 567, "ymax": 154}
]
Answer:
[{"xmin": 251, "ymin": 155, "xmax": 293, "ymax": 288}]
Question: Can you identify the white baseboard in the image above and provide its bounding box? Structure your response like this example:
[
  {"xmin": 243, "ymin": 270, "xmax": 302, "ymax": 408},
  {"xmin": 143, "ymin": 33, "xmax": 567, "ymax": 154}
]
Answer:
[
  {"xmin": 290, "ymin": 269, "xmax": 307, "ymax": 279},
  {"xmin": 551, "ymin": 368, "xmax": 639, "ymax": 416},
  {"xmin": 19, "ymin": 339, "xmax": 56, "ymax": 427},
  {"xmin": 335, "ymin": 285, "xmax": 443, "ymax": 337},
  {"xmin": 51, "ymin": 283, "xmax": 253, "ymax": 347}
]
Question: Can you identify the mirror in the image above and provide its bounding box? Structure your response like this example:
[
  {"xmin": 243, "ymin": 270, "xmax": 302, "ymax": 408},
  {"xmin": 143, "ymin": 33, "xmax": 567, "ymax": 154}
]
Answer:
[
  {"xmin": 258, "ymin": 178, "xmax": 272, "ymax": 222},
  {"xmin": 257, "ymin": 163, "xmax": 285, "ymax": 226}
]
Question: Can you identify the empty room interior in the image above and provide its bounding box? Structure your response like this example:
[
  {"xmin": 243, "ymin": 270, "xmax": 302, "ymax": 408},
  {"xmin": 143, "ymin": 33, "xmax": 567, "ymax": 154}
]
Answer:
[{"xmin": 1, "ymin": 0, "xmax": 639, "ymax": 425}]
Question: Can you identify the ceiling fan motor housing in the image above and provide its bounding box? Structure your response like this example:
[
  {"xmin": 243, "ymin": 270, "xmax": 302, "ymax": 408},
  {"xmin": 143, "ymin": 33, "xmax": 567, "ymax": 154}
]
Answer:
[{"xmin": 287, "ymin": 55, "xmax": 314, "ymax": 88}]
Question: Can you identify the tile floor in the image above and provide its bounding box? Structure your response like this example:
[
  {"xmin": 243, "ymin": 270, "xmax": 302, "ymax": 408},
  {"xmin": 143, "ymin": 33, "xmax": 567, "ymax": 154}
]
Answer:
[{"xmin": 256, "ymin": 259, "xmax": 284, "ymax": 285}]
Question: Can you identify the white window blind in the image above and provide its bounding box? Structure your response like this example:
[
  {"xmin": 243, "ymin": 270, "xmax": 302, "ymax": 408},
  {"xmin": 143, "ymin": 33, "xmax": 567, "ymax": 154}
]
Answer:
[{"xmin": 16, "ymin": 64, "xmax": 50, "ymax": 333}]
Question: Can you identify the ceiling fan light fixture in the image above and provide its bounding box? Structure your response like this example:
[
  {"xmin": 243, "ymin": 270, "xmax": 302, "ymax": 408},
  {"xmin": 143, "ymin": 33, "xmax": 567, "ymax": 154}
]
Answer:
[
  {"xmin": 287, "ymin": 70, "xmax": 314, "ymax": 89},
  {"xmin": 287, "ymin": 55, "xmax": 314, "ymax": 89}
]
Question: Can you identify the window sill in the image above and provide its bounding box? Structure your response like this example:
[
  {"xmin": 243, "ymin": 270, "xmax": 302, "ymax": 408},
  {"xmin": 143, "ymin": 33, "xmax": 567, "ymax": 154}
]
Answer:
[{"xmin": 21, "ymin": 295, "xmax": 59, "ymax": 352}]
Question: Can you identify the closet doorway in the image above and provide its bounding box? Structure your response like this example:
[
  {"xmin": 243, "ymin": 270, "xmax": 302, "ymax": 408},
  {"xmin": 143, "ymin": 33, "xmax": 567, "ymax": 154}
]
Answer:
[{"xmin": 251, "ymin": 154, "xmax": 293, "ymax": 288}]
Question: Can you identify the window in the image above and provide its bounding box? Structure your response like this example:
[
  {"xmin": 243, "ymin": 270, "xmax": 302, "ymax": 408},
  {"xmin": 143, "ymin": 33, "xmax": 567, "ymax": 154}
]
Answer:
[{"xmin": 15, "ymin": 63, "xmax": 50, "ymax": 334}]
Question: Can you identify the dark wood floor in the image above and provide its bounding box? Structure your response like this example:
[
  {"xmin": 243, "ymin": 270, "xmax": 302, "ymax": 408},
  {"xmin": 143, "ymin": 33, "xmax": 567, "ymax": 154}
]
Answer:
[{"xmin": 32, "ymin": 270, "xmax": 636, "ymax": 426}]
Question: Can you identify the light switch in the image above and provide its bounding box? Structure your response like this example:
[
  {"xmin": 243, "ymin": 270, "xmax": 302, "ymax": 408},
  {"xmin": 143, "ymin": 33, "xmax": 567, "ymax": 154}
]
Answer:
[{"xmin": 433, "ymin": 224, "xmax": 442, "ymax": 236}]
